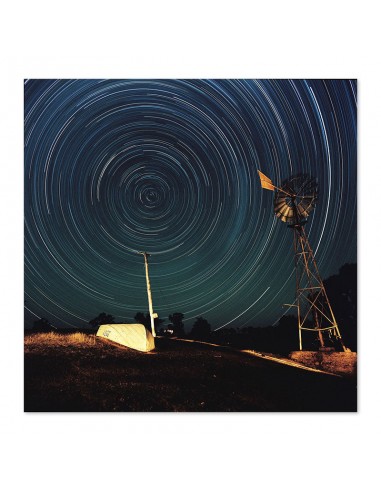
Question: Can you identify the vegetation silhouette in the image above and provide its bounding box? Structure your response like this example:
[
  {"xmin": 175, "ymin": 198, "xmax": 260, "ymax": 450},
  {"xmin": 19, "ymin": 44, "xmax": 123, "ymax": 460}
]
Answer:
[
  {"xmin": 89, "ymin": 312, "xmax": 115, "ymax": 331},
  {"xmin": 208, "ymin": 263, "xmax": 357, "ymax": 354},
  {"xmin": 32, "ymin": 317, "xmax": 54, "ymax": 333},
  {"xmin": 324, "ymin": 263, "xmax": 357, "ymax": 351},
  {"xmin": 209, "ymin": 315, "xmax": 298, "ymax": 355},
  {"xmin": 167, "ymin": 312, "xmax": 185, "ymax": 337},
  {"xmin": 190, "ymin": 316, "xmax": 211, "ymax": 341}
]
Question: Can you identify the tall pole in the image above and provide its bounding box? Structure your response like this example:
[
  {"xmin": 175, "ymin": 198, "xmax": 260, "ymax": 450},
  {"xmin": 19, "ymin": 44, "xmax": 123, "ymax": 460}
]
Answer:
[{"xmin": 141, "ymin": 252, "xmax": 157, "ymax": 337}]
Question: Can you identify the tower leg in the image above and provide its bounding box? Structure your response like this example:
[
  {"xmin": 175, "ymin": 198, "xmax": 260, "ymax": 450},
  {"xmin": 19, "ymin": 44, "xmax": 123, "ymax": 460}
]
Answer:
[{"xmin": 298, "ymin": 325, "xmax": 302, "ymax": 351}]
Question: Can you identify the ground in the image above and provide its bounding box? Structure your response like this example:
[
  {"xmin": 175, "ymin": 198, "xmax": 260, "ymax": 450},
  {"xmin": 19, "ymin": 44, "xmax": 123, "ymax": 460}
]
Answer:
[{"xmin": 24, "ymin": 332, "xmax": 357, "ymax": 412}]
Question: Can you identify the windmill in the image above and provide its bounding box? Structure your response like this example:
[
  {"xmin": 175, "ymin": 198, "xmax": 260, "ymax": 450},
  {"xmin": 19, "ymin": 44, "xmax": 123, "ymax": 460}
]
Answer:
[{"xmin": 257, "ymin": 170, "xmax": 350, "ymax": 352}]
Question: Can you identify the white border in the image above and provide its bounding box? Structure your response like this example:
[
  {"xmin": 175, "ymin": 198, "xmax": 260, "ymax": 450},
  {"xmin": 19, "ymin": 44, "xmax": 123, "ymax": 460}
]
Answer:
[{"xmin": 2, "ymin": 1, "xmax": 380, "ymax": 490}]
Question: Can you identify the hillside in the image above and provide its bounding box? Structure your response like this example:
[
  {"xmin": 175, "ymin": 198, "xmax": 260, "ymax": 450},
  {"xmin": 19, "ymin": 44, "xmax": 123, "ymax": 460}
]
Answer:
[{"xmin": 24, "ymin": 332, "xmax": 357, "ymax": 411}]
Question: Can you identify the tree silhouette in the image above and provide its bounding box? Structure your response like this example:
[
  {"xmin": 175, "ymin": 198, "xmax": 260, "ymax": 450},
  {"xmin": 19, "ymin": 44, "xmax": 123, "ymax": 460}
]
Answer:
[
  {"xmin": 89, "ymin": 312, "xmax": 115, "ymax": 330},
  {"xmin": 134, "ymin": 312, "xmax": 148, "ymax": 326},
  {"xmin": 274, "ymin": 315, "xmax": 299, "ymax": 353},
  {"xmin": 32, "ymin": 317, "xmax": 54, "ymax": 333},
  {"xmin": 168, "ymin": 312, "xmax": 185, "ymax": 337},
  {"xmin": 134, "ymin": 312, "xmax": 164, "ymax": 333},
  {"xmin": 324, "ymin": 263, "xmax": 357, "ymax": 351},
  {"xmin": 190, "ymin": 316, "xmax": 211, "ymax": 341}
]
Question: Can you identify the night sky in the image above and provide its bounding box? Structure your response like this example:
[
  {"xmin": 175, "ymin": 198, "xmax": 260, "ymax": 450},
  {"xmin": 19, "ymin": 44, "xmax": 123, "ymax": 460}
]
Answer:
[{"xmin": 24, "ymin": 79, "xmax": 357, "ymax": 330}]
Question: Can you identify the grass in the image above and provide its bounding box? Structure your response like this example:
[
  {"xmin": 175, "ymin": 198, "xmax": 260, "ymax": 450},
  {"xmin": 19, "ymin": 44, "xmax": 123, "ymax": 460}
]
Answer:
[
  {"xmin": 25, "ymin": 331, "xmax": 97, "ymax": 349},
  {"xmin": 24, "ymin": 332, "xmax": 357, "ymax": 412}
]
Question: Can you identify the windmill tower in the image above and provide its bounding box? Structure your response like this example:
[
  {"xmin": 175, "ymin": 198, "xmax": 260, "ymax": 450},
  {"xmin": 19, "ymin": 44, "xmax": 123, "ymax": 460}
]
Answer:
[{"xmin": 258, "ymin": 171, "xmax": 350, "ymax": 352}]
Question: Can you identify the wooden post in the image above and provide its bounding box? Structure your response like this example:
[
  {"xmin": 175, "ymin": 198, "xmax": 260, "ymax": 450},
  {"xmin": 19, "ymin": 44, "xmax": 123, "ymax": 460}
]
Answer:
[{"xmin": 141, "ymin": 252, "xmax": 157, "ymax": 337}]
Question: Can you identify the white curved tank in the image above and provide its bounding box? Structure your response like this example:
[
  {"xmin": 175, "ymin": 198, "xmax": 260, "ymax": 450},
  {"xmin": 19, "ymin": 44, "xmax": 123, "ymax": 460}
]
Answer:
[{"xmin": 96, "ymin": 323, "xmax": 155, "ymax": 352}]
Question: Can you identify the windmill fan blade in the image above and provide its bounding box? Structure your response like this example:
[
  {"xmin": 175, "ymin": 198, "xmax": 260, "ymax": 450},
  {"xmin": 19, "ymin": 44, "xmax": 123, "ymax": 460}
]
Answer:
[
  {"xmin": 297, "ymin": 203, "xmax": 308, "ymax": 218},
  {"xmin": 273, "ymin": 173, "xmax": 318, "ymax": 225},
  {"xmin": 274, "ymin": 201, "xmax": 290, "ymax": 215},
  {"xmin": 303, "ymin": 200, "xmax": 316, "ymax": 215},
  {"xmin": 285, "ymin": 208, "xmax": 294, "ymax": 218},
  {"xmin": 274, "ymin": 200, "xmax": 286, "ymax": 212}
]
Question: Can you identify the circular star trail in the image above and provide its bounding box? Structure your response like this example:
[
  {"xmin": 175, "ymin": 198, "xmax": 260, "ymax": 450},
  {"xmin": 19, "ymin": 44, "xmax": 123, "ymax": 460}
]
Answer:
[{"xmin": 24, "ymin": 79, "xmax": 357, "ymax": 329}]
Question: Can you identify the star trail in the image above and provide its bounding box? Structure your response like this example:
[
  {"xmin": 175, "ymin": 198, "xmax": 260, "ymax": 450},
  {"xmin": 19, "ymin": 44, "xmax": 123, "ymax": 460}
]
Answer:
[{"xmin": 24, "ymin": 79, "xmax": 357, "ymax": 330}]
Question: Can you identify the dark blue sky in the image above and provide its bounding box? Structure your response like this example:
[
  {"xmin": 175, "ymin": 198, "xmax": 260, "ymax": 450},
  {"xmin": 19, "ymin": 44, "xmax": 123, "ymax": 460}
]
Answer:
[{"xmin": 24, "ymin": 79, "xmax": 357, "ymax": 330}]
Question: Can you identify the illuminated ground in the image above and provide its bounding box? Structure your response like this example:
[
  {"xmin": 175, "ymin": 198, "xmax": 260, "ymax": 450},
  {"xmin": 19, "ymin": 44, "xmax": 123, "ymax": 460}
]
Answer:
[{"xmin": 24, "ymin": 333, "xmax": 356, "ymax": 412}]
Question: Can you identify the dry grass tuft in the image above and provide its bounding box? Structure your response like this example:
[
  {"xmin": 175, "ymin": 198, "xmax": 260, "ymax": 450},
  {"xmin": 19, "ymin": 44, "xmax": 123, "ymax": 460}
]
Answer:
[
  {"xmin": 66, "ymin": 332, "xmax": 94, "ymax": 345},
  {"xmin": 24, "ymin": 331, "xmax": 97, "ymax": 349}
]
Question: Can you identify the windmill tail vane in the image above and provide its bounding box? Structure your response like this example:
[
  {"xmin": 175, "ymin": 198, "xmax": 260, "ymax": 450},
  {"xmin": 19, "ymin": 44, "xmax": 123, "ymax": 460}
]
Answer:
[
  {"xmin": 257, "ymin": 170, "xmax": 291, "ymax": 195},
  {"xmin": 257, "ymin": 170, "xmax": 276, "ymax": 191}
]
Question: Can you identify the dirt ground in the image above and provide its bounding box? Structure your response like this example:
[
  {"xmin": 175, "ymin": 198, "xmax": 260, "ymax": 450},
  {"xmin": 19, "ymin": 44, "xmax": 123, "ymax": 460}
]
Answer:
[{"xmin": 24, "ymin": 334, "xmax": 357, "ymax": 412}]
